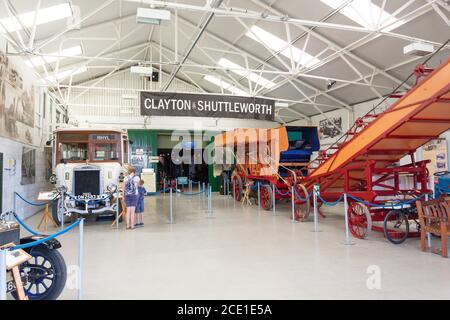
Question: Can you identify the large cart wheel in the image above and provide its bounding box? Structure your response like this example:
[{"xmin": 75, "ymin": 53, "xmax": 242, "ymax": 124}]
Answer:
[
  {"xmin": 232, "ymin": 175, "xmax": 243, "ymax": 202},
  {"xmin": 383, "ymin": 210, "xmax": 409, "ymax": 244},
  {"xmin": 294, "ymin": 184, "xmax": 310, "ymax": 222},
  {"xmin": 12, "ymin": 245, "xmax": 67, "ymax": 300},
  {"xmin": 260, "ymin": 185, "xmax": 273, "ymax": 211},
  {"xmin": 347, "ymin": 202, "xmax": 372, "ymax": 239}
]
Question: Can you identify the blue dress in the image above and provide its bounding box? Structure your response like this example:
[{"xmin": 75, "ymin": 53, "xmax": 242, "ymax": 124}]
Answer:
[{"xmin": 135, "ymin": 186, "xmax": 147, "ymax": 213}]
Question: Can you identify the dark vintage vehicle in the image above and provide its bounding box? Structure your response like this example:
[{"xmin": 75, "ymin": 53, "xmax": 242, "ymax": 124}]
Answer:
[{"xmin": 1, "ymin": 213, "xmax": 67, "ymax": 300}]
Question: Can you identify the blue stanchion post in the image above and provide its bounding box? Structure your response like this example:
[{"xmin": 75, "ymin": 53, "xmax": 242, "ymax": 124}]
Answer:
[
  {"xmin": 60, "ymin": 197, "xmax": 65, "ymax": 232},
  {"xmin": 272, "ymin": 184, "xmax": 276, "ymax": 216},
  {"xmin": 425, "ymin": 193, "xmax": 431, "ymax": 248},
  {"xmin": 13, "ymin": 192, "xmax": 16, "ymax": 218},
  {"xmin": 257, "ymin": 182, "xmax": 260, "ymax": 210},
  {"xmin": 291, "ymin": 186, "xmax": 296, "ymax": 223},
  {"xmin": 312, "ymin": 185, "xmax": 321, "ymax": 232},
  {"xmin": 0, "ymin": 249, "xmax": 6, "ymax": 300},
  {"xmin": 169, "ymin": 188, "xmax": 174, "ymax": 224},
  {"xmin": 207, "ymin": 185, "xmax": 213, "ymax": 218},
  {"xmin": 115, "ymin": 192, "xmax": 119, "ymax": 230},
  {"xmin": 343, "ymin": 193, "xmax": 354, "ymax": 245},
  {"xmin": 78, "ymin": 218, "xmax": 84, "ymax": 300},
  {"xmin": 163, "ymin": 179, "xmax": 166, "ymax": 196}
]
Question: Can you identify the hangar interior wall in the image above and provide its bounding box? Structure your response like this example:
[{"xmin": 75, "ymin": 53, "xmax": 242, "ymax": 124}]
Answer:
[{"xmin": 0, "ymin": 37, "xmax": 66, "ymax": 218}]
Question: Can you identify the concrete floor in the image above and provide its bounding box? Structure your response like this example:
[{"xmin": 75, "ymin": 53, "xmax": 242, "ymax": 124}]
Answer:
[{"xmin": 23, "ymin": 191, "xmax": 450, "ymax": 300}]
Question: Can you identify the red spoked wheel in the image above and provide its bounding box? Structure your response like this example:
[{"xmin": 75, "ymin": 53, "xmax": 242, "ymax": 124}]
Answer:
[
  {"xmin": 347, "ymin": 202, "xmax": 372, "ymax": 239},
  {"xmin": 232, "ymin": 175, "xmax": 243, "ymax": 201},
  {"xmin": 260, "ymin": 185, "xmax": 273, "ymax": 210},
  {"xmin": 294, "ymin": 184, "xmax": 310, "ymax": 222}
]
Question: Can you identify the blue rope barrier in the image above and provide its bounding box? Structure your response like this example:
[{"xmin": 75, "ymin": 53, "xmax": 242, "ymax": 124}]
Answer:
[
  {"xmin": 11, "ymin": 219, "xmax": 81, "ymax": 251},
  {"xmin": 14, "ymin": 192, "xmax": 56, "ymax": 206},
  {"xmin": 179, "ymin": 189, "xmax": 207, "ymax": 196},
  {"xmin": 315, "ymin": 191, "xmax": 344, "ymax": 207},
  {"xmin": 347, "ymin": 193, "xmax": 425, "ymax": 208},
  {"xmin": 274, "ymin": 185, "xmax": 290, "ymax": 196},
  {"xmin": 13, "ymin": 212, "xmax": 39, "ymax": 236},
  {"xmin": 293, "ymin": 187, "xmax": 311, "ymax": 202}
]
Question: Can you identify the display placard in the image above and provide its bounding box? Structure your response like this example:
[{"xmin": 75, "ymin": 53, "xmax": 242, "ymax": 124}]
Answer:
[
  {"xmin": 140, "ymin": 92, "xmax": 275, "ymax": 121},
  {"xmin": 423, "ymin": 138, "xmax": 448, "ymax": 176}
]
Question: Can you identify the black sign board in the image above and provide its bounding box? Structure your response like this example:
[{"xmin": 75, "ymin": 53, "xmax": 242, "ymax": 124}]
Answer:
[{"xmin": 140, "ymin": 92, "xmax": 275, "ymax": 121}]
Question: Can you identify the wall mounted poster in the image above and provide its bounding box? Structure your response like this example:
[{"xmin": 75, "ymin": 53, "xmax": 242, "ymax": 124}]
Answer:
[
  {"xmin": 0, "ymin": 49, "xmax": 37, "ymax": 145},
  {"xmin": 423, "ymin": 138, "xmax": 448, "ymax": 176},
  {"xmin": 21, "ymin": 147, "xmax": 36, "ymax": 185}
]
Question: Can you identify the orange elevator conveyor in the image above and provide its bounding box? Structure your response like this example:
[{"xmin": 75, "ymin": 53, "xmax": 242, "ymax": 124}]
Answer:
[{"xmin": 308, "ymin": 58, "xmax": 450, "ymax": 180}]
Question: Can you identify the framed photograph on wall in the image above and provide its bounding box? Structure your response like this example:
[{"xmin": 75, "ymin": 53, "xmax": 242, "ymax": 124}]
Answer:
[
  {"xmin": 313, "ymin": 109, "xmax": 350, "ymax": 146},
  {"xmin": 20, "ymin": 147, "xmax": 35, "ymax": 185}
]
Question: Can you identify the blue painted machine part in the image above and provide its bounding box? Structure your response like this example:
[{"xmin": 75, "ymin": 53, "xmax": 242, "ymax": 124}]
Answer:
[{"xmin": 435, "ymin": 173, "xmax": 450, "ymax": 198}]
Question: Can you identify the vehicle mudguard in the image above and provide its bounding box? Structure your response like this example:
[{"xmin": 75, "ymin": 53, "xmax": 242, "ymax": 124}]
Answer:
[{"xmin": 19, "ymin": 235, "xmax": 62, "ymax": 251}]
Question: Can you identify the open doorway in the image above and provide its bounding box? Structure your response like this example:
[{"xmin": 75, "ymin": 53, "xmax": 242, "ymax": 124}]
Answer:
[{"xmin": 157, "ymin": 148, "xmax": 208, "ymax": 189}]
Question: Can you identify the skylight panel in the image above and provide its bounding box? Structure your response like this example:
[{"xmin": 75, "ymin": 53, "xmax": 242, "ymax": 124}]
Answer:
[
  {"xmin": 26, "ymin": 46, "xmax": 83, "ymax": 68},
  {"xmin": 320, "ymin": 0, "xmax": 405, "ymax": 32},
  {"xmin": 41, "ymin": 66, "xmax": 87, "ymax": 84},
  {"xmin": 0, "ymin": 3, "xmax": 73, "ymax": 33},
  {"xmin": 218, "ymin": 58, "xmax": 276, "ymax": 90},
  {"xmin": 203, "ymin": 75, "xmax": 248, "ymax": 96},
  {"xmin": 245, "ymin": 26, "xmax": 320, "ymax": 68}
]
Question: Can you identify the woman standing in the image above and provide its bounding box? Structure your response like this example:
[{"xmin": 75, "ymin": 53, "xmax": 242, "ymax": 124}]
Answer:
[{"xmin": 123, "ymin": 166, "xmax": 140, "ymax": 229}]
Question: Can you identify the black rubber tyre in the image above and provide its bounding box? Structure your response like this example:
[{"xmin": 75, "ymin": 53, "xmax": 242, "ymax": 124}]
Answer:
[
  {"xmin": 383, "ymin": 210, "xmax": 409, "ymax": 244},
  {"xmin": 51, "ymin": 197, "xmax": 66, "ymax": 226},
  {"xmin": 12, "ymin": 246, "xmax": 67, "ymax": 300}
]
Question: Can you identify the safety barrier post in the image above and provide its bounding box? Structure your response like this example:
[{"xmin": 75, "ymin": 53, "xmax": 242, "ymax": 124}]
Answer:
[
  {"xmin": 224, "ymin": 179, "xmax": 227, "ymax": 196},
  {"xmin": 271, "ymin": 184, "xmax": 276, "ymax": 216},
  {"xmin": 169, "ymin": 188, "xmax": 174, "ymax": 224},
  {"xmin": 257, "ymin": 183, "xmax": 261, "ymax": 210},
  {"xmin": 61, "ymin": 199, "xmax": 65, "ymax": 232},
  {"xmin": 312, "ymin": 185, "xmax": 321, "ymax": 232},
  {"xmin": 163, "ymin": 179, "xmax": 166, "ymax": 196},
  {"xmin": 425, "ymin": 194, "xmax": 431, "ymax": 248},
  {"xmin": 343, "ymin": 193, "xmax": 354, "ymax": 245},
  {"xmin": 0, "ymin": 249, "xmax": 6, "ymax": 300},
  {"xmin": 175, "ymin": 179, "xmax": 178, "ymax": 192},
  {"xmin": 207, "ymin": 185, "xmax": 213, "ymax": 218},
  {"xmin": 291, "ymin": 186, "xmax": 296, "ymax": 223},
  {"xmin": 189, "ymin": 180, "xmax": 192, "ymax": 193},
  {"xmin": 115, "ymin": 192, "xmax": 119, "ymax": 230},
  {"xmin": 13, "ymin": 192, "xmax": 16, "ymax": 219},
  {"xmin": 78, "ymin": 218, "xmax": 84, "ymax": 300}
]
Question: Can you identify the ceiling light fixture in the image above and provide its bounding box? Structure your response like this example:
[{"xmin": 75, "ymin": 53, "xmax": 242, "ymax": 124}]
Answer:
[{"xmin": 136, "ymin": 7, "xmax": 171, "ymax": 25}]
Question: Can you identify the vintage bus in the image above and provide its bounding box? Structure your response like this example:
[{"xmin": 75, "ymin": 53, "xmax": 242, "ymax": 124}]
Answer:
[{"xmin": 49, "ymin": 128, "xmax": 130, "ymax": 224}]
